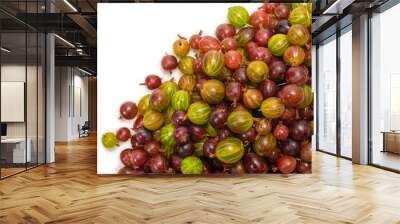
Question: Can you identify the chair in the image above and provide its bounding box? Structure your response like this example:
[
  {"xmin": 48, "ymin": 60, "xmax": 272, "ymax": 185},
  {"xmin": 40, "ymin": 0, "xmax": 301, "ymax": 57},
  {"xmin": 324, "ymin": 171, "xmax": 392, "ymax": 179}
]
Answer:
[{"xmin": 79, "ymin": 121, "xmax": 90, "ymax": 138}]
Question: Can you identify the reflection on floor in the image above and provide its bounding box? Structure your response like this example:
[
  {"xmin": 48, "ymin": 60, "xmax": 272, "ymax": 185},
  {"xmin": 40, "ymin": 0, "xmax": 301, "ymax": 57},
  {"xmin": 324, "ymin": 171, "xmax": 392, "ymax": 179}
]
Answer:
[
  {"xmin": 373, "ymin": 151, "xmax": 400, "ymax": 171},
  {"xmin": 0, "ymin": 167, "xmax": 25, "ymax": 177},
  {"xmin": 0, "ymin": 136, "xmax": 400, "ymax": 223},
  {"xmin": 0, "ymin": 163, "xmax": 41, "ymax": 178}
]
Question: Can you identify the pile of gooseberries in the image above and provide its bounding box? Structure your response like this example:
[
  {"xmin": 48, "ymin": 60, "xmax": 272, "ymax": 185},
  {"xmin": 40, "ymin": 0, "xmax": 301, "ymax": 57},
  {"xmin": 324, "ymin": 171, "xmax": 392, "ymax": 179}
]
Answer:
[{"xmin": 102, "ymin": 3, "xmax": 313, "ymax": 175}]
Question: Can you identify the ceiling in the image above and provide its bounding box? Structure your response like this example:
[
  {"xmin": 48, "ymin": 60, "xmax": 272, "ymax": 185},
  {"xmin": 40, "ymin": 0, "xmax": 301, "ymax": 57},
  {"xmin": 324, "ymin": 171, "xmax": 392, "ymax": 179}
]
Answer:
[
  {"xmin": 1, "ymin": 32, "xmax": 45, "ymax": 61},
  {"xmin": 0, "ymin": 0, "xmax": 100, "ymax": 73},
  {"xmin": 1, "ymin": 0, "xmax": 393, "ymax": 74},
  {"xmin": 312, "ymin": 0, "xmax": 391, "ymax": 43}
]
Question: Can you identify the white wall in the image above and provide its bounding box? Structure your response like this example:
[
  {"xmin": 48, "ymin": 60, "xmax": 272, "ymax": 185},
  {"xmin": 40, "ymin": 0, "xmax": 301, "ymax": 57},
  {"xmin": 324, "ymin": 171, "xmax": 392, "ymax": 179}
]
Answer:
[
  {"xmin": 1, "ymin": 65, "xmax": 26, "ymax": 139},
  {"xmin": 72, "ymin": 73, "xmax": 89, "ymax": 138},
  {"xmin": 1, "ymin": 65, "xmax": 41, "ymax": 137},
  {"xmin": 55, "ymin": 67, "xmax": 89, "ymax": 141},
  {"xmin": 1, "ymin": 64, "xmax": 46, "ymax": 163},
  {"xmin": 55, "ymin": 66, "xmax": 69, "ymax": 141}
]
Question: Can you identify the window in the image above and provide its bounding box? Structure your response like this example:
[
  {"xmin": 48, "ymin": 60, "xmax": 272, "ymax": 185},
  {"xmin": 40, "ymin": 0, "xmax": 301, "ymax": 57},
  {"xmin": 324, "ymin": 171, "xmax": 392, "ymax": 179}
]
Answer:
[
  {"xmin": 370, "ymin": 3, "xmax": 400, "ymax": 171},
  {"xmin": 339, "ymin": 26, "xmax": 352, "ymax": 158},
  {"xmin": 0, "ymin": 2, "xmax": 47, "ymax": 179},
  {"xmin": 317, "ymin": 35, "xmax": 337, "ymax": 154}
]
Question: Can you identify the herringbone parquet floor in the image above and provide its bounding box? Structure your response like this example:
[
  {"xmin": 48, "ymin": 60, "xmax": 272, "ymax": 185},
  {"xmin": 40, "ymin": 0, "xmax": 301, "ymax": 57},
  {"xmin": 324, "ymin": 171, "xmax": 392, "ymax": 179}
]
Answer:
[{"xmin": 1, "ymin": 135, "xmax": 400, "ymax": 224}]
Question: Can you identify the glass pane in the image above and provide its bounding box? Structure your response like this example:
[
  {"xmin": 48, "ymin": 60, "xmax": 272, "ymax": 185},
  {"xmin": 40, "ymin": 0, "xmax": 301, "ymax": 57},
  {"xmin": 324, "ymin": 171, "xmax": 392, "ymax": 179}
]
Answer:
[
  {"xmin": 317, "ymin": 36, "xmax": 337, "ymax": 154},
  {"xmin": 38, "ymin": 33, "xmax": 45, "ymax": 165},
  {"xmin": 1, "ymin": 32, "xmax": 27, "ymax": 177},
  {"xmin": 371, "ymin": 4, "xmax": 400, "ymax": 171},
  {"xmin": 27, "ymin": 31, "xmax": 38, "ymax": 169},
  {"xmin": 311, "ymin": 45, "xmax": 317, "ymax": 151},
  {"xmin": 339, "ymin": 28, "xmax": 352, "ymax": 158}
]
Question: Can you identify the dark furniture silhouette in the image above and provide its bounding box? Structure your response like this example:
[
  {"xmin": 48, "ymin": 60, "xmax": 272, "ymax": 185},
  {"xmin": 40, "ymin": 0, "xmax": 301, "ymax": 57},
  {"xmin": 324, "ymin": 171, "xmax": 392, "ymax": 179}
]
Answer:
[{"xmin": 79, "ymin": 121, "xmax": 90, "ymax": 138}]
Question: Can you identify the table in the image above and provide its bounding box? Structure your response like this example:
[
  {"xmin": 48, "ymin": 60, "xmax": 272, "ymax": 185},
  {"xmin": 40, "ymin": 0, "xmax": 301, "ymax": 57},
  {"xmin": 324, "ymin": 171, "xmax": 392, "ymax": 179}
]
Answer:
[
  {"xmin": 1, "ymin": 138, "xmax": 31, "ymax": 164},
  {"xmin": 381, "ymin": 131, "xmax": 400, "ymax": 154}
]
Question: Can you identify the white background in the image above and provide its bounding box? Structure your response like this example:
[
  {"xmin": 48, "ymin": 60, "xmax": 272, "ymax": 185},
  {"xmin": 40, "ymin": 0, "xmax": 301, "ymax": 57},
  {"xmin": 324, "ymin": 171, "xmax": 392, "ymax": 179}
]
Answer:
[
  {"xmin": 1, "ymin": 82, "xmax": 24, "ymax": 122},
  {"xmin": 97, "ymin": 3, "xmax": 261, "ymax": 174}
]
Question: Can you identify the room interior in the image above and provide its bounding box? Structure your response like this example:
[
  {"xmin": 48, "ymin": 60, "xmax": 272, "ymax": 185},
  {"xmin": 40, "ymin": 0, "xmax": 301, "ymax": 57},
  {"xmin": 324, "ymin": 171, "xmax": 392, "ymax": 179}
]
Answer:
[
  {"xmin": 0, "ymin": 0, "xmax": 400, "ymax": 222},
  {"xmin": 0, "ymin": 31, "xmax": 46, "ymax": 177}
]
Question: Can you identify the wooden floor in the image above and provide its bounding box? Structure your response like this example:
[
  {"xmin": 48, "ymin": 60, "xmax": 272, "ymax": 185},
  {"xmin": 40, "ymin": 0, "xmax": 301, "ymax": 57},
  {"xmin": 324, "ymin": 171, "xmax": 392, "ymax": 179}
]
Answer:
[
  {"xmin": 1, "ymin": 136, "xmax": 400, "ymax": 224},
  {"xmin": 373, "ymin": 151, "xmax": 400, "ymax": 171},
  {"xmin": 1, "ymin": 167, "xmax": 26, "ymax": 178},
  {"xmin": 1, "ymin": 163, "xmax": 44, "ymax": 178}
]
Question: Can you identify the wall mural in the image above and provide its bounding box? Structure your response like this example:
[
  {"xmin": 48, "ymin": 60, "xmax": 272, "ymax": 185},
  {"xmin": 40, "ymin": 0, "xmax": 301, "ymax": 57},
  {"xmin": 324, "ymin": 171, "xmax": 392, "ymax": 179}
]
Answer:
[{"xmin": 97, "ymin": 3, "xmax": 313, "ymax": 175}]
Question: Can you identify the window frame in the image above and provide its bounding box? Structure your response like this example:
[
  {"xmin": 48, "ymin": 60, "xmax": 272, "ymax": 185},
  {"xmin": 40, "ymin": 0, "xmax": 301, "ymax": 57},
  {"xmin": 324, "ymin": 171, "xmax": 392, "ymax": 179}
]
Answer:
[
  {"xmin": 367, "ymin": 1, "xmax": 400, "ymax": 173},
  {"xmin": 315, "ymin": 24, "xmax": 353, "ymax": 161}
]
